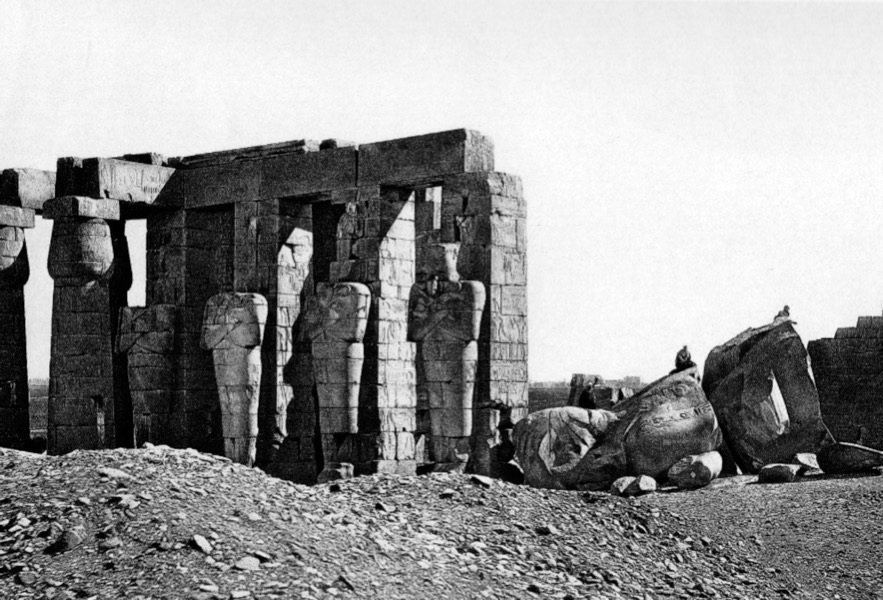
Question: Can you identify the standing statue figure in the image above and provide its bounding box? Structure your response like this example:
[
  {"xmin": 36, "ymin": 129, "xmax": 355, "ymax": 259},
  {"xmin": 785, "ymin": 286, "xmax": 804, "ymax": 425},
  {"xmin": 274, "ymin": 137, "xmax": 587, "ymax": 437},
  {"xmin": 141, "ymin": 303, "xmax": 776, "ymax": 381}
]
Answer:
[
  {"xmin": 201, "ymin": 293, "xmax": 268, "ymax": 466},
  {"xmin": 409, "ymin": 242, "xmax": 485, "ymax": 470}
]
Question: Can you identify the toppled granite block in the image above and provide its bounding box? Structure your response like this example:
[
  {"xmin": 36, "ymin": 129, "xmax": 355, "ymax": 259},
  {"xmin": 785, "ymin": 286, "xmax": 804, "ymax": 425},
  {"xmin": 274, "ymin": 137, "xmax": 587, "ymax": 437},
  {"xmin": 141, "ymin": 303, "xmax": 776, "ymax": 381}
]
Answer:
[{"xmin": 703, "ymin": 319, "xmax": 834, "ymax": 473}]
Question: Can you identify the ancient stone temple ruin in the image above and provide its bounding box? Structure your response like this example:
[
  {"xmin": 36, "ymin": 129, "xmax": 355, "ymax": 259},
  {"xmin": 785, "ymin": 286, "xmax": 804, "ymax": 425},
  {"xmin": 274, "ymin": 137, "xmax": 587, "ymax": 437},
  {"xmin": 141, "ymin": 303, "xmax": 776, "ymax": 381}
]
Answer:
[
  {"xmin": 808, "ymin": 315, "xmax": 883, "ymax": 449},
  {"xmin": 0, "ymin": 129, "xmax": 528, "ymax": 483}
]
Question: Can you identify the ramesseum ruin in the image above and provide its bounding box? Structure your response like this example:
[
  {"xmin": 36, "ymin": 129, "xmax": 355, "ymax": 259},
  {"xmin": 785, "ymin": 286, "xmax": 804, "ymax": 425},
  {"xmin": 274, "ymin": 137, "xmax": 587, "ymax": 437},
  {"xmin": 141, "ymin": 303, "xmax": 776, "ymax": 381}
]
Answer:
[
  {"xmin": 3, "ymin": 128, "xmax": 883, "ymax": 491},
  {"xmin": 0, "ymin": 130, "xmax": 527, "ymax": 483}
]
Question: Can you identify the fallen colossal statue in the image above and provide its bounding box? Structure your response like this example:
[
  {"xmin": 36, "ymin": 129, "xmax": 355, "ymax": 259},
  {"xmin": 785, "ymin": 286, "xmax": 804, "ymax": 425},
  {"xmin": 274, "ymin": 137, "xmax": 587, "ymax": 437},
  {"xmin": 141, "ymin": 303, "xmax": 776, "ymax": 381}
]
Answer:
[
  {"xmin": 513, "ymin": 368, "xmax": 722, "ymax": 490},
  {"xmin": 703, "ymin": 318, "xmax": 834, "ymax": 473}
]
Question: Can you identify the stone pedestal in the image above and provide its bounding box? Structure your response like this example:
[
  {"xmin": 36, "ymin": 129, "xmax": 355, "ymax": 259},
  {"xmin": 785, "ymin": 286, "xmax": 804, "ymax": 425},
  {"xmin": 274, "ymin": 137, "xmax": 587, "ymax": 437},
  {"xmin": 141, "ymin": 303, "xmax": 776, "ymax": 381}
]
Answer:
[
  {"xmin": 0, "ymin": 205, "xmax": 35, "ymax": 448},
  {"xmin": 45, "ymin": 197, "xmax": 130, "ymax": 453},
  {"xmin": 201, "ymin": 292, "xmax": 268, "ymax": 466},
  {"xmin": 117, "ymin": 304, "xmax": 177, "ymax": 447}
]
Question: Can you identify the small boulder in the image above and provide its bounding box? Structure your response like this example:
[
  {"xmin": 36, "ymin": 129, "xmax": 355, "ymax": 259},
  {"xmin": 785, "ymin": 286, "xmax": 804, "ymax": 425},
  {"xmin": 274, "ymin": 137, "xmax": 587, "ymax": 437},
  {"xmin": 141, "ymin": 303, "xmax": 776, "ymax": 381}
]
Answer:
[
  {"xmin": 667, "ymin": 451, "xmax": 722, "ymax": 489},
  {"xmin": 610, "ymin": 476, "xmax": 636, "ymax": 496},
  {"xmin": 817, "ymin": 442, "xmax": 883, "ymax": 474},
  {"xmin": 758, "ymin": 463, "xmax": 801, "ymax": 483},
  {"xmin": 316, "ymin": 462, "xmax": 354, "ymax": 483},
  {"xmin": 793, "ymin": 452, "xmax": 820, "ymax": 472},
  {"xmin": 624, "ymin": 475, "xmax": 657, "ymax": 496}
]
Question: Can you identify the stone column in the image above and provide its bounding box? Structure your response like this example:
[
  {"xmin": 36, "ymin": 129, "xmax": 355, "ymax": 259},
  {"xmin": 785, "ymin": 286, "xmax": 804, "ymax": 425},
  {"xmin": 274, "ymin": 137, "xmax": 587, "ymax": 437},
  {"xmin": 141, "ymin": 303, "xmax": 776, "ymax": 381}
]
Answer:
[
  {"xmin": 302, "ymin": 282, "xmax": 370, "ymax": 452},
  {"xmin": 409, "ymin": 242, "xmax": 485, "ymax": 471},
  {"xmin": 45, "ymin": 196, "xmax": 129, "ymax": 453},
  {"xmin": 116, "ymin": 305, "xmax": 177, "ymax": 447},
  {"xmin": 0, "ymin": 205, "xmax": 35, "ymax": 449},
  {"xmin": 201, "ymin": 292, "xmax": 268, "ymax": 466}
]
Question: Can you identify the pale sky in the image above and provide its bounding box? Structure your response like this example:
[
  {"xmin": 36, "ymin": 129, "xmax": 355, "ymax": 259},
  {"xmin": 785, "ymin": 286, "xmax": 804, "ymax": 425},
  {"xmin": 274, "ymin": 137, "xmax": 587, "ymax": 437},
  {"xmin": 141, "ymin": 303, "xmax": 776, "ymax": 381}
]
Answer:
[{"xmin": 2, "ymin": 1, "xmax": 883, "ymax": 382}]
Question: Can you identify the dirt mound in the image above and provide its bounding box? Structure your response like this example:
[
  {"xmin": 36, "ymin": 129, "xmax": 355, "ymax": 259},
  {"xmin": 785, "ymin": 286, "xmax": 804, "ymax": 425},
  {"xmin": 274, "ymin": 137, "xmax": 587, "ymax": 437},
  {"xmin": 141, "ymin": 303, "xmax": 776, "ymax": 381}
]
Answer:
[{"xmin": 1, "ymin": 445, "xmax": 878, "ymax": 599}]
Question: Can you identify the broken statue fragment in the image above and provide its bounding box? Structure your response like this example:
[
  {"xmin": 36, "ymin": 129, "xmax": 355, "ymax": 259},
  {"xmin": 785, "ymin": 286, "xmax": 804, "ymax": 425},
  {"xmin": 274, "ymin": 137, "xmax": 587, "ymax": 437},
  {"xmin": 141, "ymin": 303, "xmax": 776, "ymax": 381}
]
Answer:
[
  {"xmin": 702, "ymin": 319, "xmax": 834, "ymax": 474},
  {"xmin": 513, "ymin": 369, "xmax": 721, "ymax": 490}
]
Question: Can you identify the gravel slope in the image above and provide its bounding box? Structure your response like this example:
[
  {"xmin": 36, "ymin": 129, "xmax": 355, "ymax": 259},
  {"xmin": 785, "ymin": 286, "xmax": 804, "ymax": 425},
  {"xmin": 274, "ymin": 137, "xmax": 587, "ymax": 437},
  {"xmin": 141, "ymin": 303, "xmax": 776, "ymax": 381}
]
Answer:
[{"xmin": 0, "ymin": 445, "xmax": 880, "ymax": 600}]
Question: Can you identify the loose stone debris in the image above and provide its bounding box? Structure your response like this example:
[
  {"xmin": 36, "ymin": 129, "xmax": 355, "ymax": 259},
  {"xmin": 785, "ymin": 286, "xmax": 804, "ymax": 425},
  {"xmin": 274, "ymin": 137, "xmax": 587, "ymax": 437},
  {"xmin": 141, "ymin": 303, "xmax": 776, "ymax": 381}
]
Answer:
[
  {"xmin": 5, "ymin": 443, "xmax": 880, "ymax": 600},
  {"xmin": 2, "ymin": 443, "xmax": 882, "ymax": 600}
]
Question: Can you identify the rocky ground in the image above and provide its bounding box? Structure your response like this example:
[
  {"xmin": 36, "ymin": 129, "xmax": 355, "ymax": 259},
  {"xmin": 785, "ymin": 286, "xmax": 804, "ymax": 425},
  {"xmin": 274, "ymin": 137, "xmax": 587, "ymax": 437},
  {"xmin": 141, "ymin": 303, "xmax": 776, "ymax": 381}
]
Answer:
[{"xmin": 1, "ymin": 445, "xmax": 880, "ymax": 600}]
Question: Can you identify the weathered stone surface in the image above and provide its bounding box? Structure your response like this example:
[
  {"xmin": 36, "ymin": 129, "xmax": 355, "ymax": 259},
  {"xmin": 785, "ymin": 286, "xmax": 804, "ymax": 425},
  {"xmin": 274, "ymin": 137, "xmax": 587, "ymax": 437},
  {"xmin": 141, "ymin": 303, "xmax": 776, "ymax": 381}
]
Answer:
[
  {"xmin": 667, "ymin": 451, "xmax": 722, "ymax": 489},
  {"xmin": 303, "ymin": 283, "xmax": 370, "ymax": 436},
  {"xmin": 758, "ymin": 463, "xmax": 802, "ymax": 483},
  {"xmin": 793, "ymin": 452, "xmax": 820, "ymax": 471},
  {"xmin": 703, "ymin": 319, "xmax": 834, "ymax": 473},
  {"xmin": 0, "ymin": 168, "xmax": 56, "ymax": 212},
  {"xmin": 358, "ymin": 129, "xmax": 494, "ymax": 186},
  {"xmin": 514, "ymin": 369, "xmax": 720, "ymax": 490},
  {"xmin": 56, "ymin": 158, "xmax": 174, "ymax": 204},
  {"xmin": 201, "ymin": 293, "xmax": 268, "ymax": 466},
  {"xmin": 0, "ymin": 205, "xmax": 35, "ymax": 228},
  {"xmin": 33, "ymin": 129, "xmax": 524, "ymax": 483},
  {"xmin": 625, "ymin": 475, "xmax": 658, "ymax": 496},
  {"xmin": 302, "ymin": 282, "xmax": 371, "ymax": 344},
  {"xmin": 43, "ymin": 196, "xmax": 121, "ymax": 221},
  {"xmin": 316, "ymin": 462, "xmax": 354, "ymax": 483},
  {"xmin": 809, "ymin": 315, "xmax": 883, "ymax": 449},
  {"xmin": 609, "ymin": 476, "xmax": 635, "ymax": 496},
  {"xmin": 817, "ymin": 442, "xmax": 883, "ymax": 474}
]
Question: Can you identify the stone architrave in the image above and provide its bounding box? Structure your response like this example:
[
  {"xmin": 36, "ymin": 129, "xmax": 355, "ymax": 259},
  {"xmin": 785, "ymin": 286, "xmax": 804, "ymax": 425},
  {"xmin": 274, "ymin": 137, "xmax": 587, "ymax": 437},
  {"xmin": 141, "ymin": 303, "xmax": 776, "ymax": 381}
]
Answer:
[
  {"xmin": 0, "ymin": 205, "xmax": 35, "ymax": 449},
  {"xmin": 409, "ymin": 242, "xmax": 486, "ymax": 470},
  {"xmin": 201, "ymin": 293, "xmax": 268, "ymax": 466},
  {"xmin": 301, "ymin": 282, "xmax": 371, "ymax": 435},
  {"xmin": 116, "ymin": 304, "xmax": 177, "ymax": 447},
  {"xmin": 703, "ymin": 319, "xmax": 835, "ymax": 473}
]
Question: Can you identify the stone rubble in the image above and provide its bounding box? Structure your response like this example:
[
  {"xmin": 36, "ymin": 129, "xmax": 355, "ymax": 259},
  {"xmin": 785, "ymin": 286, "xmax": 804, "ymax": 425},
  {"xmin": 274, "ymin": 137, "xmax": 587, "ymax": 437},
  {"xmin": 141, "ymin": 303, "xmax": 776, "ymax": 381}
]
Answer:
[{"xmin": 2, "ymin": 443, "xmax": 857, "ymax": 600}]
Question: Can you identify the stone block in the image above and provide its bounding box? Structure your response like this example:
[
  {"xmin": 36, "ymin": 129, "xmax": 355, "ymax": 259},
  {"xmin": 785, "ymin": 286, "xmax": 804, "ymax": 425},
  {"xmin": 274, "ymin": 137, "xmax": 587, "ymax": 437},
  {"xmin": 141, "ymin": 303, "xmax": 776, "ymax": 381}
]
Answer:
[
  {"xmin": 261, "ymin": 147, "xmax": 357, "ymax": 198},
  {"xmin": 184, "ymin": 161, "xmax": 261, "ymax": 208},
  {"xmin": 0, "ymin": 168, "xmax": 56, "ymax": 212},
  {"xmin": 0, "ymin": 205, "xmax": 34, "ymax": 229},
  {"xmin": 358, "ymin": 129, "xmax": 494, "ymax": 186},
  {"xmin": 43, "ymin": 197, "xmax": 121, "ymax": 221},
  {"xmin": 61, "ymin": 158, "xmax": 175, "ymax": 204}
]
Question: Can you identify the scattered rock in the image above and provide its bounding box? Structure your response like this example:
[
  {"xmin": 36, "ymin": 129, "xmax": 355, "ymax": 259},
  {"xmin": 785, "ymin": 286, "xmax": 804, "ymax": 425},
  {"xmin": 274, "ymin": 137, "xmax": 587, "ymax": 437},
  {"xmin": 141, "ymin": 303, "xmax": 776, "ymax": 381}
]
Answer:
[
  {"xmin": 610, "ymin": 476, "xmax": 636, "ymax": 496},
  {"xmin": 470, "ymin": 474, "xmax": 494, "ymax": 488},
  {"xmin": 234, "ymin": 556, "xmax": 260, "ymax": 571},
  {"xmin": 316, "ymin": 462, "xmax": 354, "ymax": 483},
  {"xmin": 97, "ymin": 466, "xmax": 134, "ymax": 481},
  {"xmin": 16, "ymin": 571, "xmax": 37, "ymax": 586},
  {"xmin": 667, "ymin": 451, "xmax": 722, "ymax": 489},
  {"xmin": 46, "ymin": 525, "xmax": 86, "ymax": 554},
  {"xmin": 793, "ymin": 453, "xmax": 819, "ymax": 472},
  {"xmin": 758, "ymin": 464, "xmax": 802, "ymax": 483},
  {"xmin": 624, "ymin": 475, "xmax": 657, "ymax": 496},
  {"xmin": 191, "ymin": 534, "xmax": 213, "ymax": 554}
]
